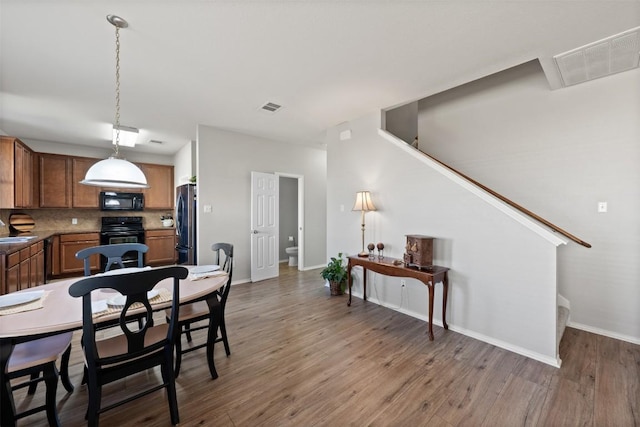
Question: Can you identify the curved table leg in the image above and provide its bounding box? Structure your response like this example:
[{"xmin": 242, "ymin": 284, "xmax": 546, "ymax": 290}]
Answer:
[
  {"xmin": 347, "ymin": 264, "xmax": 352, "ymax": 306},
  {"xmin": 442, "ymin": 272, "xmax": 449, "ymax": 330},
  {"xmin": 427, "ymin": 284, "xmax": 435, "ymax": 341}
]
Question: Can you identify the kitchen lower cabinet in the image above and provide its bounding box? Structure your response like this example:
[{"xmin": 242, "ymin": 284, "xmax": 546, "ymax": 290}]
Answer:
[
  {"xmin": 1, "ymin": 240, "xmax": 45, "ymax": 295},
  {"xmin": 145, "ymin": 229, "xmax": 176, "ymax": 266},
  {"xmin": 59, "ymin": 233, "xmax": 100, "ymax": 275}
]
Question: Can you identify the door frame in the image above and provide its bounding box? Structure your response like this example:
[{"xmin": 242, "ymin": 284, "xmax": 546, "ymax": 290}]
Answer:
[{"xmin": 276, "ymin": 172, "xmax": 304, "ymax": 271}]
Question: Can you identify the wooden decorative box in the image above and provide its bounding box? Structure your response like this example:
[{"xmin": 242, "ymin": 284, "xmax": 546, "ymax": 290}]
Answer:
[{"xmin": 404, "ymin": 235, "xmax": 433, "ymax": 269}]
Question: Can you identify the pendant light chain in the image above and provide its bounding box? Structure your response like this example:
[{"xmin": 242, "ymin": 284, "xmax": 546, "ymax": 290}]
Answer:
[{"xmin": 113, "ymin": 24, "xmax": 121, "ymax": 157}]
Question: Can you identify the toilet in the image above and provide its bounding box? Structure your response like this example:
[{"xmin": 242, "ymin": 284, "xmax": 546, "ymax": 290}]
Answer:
[{"xmin": 285, "ymin": 247, "xmax": 298, "ymax": 266}]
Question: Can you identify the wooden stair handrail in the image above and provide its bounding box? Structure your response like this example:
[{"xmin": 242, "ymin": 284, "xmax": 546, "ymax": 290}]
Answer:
[{"xmin": 420, "ymin": 150, "xmax": 592, "ymax": 248}]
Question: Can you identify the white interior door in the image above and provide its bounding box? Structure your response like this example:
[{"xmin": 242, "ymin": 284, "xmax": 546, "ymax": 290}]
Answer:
[{"xmin": 251, "ymin": 171, "xmax": 279, "ymax": 282}]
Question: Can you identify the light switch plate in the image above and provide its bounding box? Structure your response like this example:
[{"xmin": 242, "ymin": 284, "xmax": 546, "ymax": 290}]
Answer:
[{"xmin": 203, "ymin": 204, "xmax": 212, "ymax": 213}]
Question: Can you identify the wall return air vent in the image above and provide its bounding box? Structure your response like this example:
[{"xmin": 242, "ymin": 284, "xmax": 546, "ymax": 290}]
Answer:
[
  {"xmin": 554, "ymin": 27, "xmax": 640, "ymax": 87},
  {"xmin": 259, "ymin": 102, "xmax": 283, "ymax": 113}
]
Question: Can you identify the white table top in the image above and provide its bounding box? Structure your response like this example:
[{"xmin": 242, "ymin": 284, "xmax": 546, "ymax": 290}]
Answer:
[{"xmin": 0, "ymin": 266, "xmax": 227, "ymax": 339}]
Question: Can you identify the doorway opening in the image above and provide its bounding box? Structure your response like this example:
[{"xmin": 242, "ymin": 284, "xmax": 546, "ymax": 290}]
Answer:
[{"xmin": 277, "ymin": 173, "xmax": 304, "ymax": 271}]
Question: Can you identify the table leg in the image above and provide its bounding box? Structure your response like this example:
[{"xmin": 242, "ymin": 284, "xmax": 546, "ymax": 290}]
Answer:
[
  {"xmin": 347, "ymin": 263, "xmax": 352, "ymax": 306},
  {"xmin": 442, "ymin": 272, "xmax": 449, "ymax": 330},
  {"xmin": 0, "ymin": 338, "xmax": 17, "ymax": 427},
  {"xmin": 363, "ymin": 268, "xmax": 367, "ymax": 301},
  {"xmin": 427, "ymin": 283, "xmax": 435, "ymax": 341}
]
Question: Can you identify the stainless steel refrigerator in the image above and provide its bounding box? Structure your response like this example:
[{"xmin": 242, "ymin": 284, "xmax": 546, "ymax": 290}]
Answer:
[{"xmin": 175, "ymin": 183, "xmax": 197, "ymax": 264}]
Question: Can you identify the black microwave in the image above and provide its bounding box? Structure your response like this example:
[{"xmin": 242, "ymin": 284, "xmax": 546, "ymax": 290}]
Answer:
[{"xmin": 100, "ymin": 192, "xmax": 144, "ymax": 211}]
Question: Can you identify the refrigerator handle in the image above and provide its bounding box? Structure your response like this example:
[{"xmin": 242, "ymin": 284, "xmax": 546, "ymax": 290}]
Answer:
[{"xmin": 175, "ymin": 192, "xmax": 183, "ymax": 237}]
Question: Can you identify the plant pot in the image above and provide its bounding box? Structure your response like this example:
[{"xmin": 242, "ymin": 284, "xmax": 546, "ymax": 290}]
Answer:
[{"xmin": 330, "ymin": 280, "xmax": 344, "ymax": 296}]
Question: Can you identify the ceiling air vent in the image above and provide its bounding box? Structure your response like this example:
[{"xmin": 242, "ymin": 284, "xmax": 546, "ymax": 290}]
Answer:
[
  {"xmin": 554, "ymin": 27, "xmax": 640, "ymax": 87},
  {"xmin": 259, "ymin": 102, "xmax": 282, "ymax": 113},
  {"xmin": 148, "ymin": 140, "xmax": 163, "ymax": 145}
]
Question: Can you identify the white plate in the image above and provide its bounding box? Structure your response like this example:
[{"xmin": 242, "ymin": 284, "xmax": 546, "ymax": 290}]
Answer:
[
  {"xmin": 98, "ymin": 266, "xmax": 152, "ymax": 277},
  {"xmin": 191, "ymin": 265, "xmax": 220, "ymax": 274},
  {"xmin": 107, "ymin": 290, "xmax": 159, "ymax": 307},
  {"xmin": 0, "ymin": 290, "xmax": 44, "ymax": 308}
]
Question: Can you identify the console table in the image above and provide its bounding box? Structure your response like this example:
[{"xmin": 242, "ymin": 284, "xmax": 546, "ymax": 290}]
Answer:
[{"xmin": 347, "ymin": 256, "xmax": 449, "ymax": 341}]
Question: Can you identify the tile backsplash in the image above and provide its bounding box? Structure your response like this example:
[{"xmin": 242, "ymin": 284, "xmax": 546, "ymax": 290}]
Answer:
[{"xmin": 0, "ymin": 209, "xmax": 174, "ymax": 233}]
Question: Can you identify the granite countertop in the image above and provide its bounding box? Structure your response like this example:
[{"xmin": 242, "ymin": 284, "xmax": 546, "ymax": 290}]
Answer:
[
  {"xmin": 0, "ymin": 227, "xmax": 175, "ymax": 255},
  {"xmin": 0, "ymin": 231, "xmax": 57, "ymax": 255}
]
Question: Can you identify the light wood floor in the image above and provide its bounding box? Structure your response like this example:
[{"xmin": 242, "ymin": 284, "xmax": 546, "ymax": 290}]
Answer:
[{"xmin": 11, "ymin": 264, "xmax": 640, "ymax": 426}]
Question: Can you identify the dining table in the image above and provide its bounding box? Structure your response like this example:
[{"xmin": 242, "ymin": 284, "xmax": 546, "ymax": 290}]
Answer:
[{"xmin": 0, "ymin": 265, "xmax": 228, "ymax": 427}]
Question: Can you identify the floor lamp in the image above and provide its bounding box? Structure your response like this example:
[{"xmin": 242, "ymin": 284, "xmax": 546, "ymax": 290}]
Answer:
[{"xmin": 353, "ymin": 191, "xmax": 377, "ymax": 257}]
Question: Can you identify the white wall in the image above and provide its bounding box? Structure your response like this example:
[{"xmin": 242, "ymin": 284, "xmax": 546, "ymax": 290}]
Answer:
[
  {"xmin": 327, "ymin": 112, "xmax": 561, "ymax": 365},
  {"xmin": 384, "ymin": 101, "xmax": 418, "ymax": 144},
  {"xmin": 418, "ymin": 61, "xmax": 640, "ymax": 343},
  {"xmin": 196, "ymin": 125, "xmax": 327, "ymax": 282},
  {"xmin": 173, "ymin": 140, "xmax": 196, "ymax": 186}
]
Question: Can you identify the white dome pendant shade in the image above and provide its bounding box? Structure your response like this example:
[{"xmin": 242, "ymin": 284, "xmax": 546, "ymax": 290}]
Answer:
[
  {"xmin": 80, "ymin": 157, "xmax": 148, "ymax": 188},
  {"xmin": 81, "ymin": 14, "xmax": 148, "ymax": 190}
]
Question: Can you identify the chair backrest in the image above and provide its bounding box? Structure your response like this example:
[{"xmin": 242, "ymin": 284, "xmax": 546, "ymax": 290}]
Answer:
[
  {"xmin": 68, "ymin": 266, "xmax": 188, "ymax": 367},
  {"xmin": 76, "ymin": 243, "xmax": 149, "ymax": 276},
  {"xmin": 211, "ymin": 243, "xmax": 233, "ymax": 304}
]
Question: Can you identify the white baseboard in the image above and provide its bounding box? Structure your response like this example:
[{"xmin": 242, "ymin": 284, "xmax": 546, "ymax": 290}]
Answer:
[
  {"xmin": 567, "ymin": 321, "xmax": 640, "ymax": 345},
  {"xmin": 302, "ymin": 264, "xmax": 325, "ymax": 271},
  {"xmin": 349, "ymin": 291, "xmax": 561, "ymax": 368}
]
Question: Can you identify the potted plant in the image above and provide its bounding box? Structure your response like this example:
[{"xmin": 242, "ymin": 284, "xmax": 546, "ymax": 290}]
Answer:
[{"xmin": 321, "ymin": 252, "xmax": 348, "ymax": 296}]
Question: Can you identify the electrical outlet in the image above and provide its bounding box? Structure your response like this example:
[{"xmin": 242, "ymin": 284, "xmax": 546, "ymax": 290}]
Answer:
[
  {"xmin": 71, "ymin": 218, "xmax": 78, "ymax": 225},
  {"xmin": 400, "ymin": 279, "xmax": 406, "ymax": 287},
  {"xmin": 597, "ymin": 202, "xmax": 607, "ymax": 213}
]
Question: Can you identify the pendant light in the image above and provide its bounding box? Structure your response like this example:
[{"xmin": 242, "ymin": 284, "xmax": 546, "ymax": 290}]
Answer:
[{"xmin": 81, "ymin": 15, "xmax": 148, "ymax": 189}]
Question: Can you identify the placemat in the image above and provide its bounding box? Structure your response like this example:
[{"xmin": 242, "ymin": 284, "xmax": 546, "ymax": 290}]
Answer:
[
  {"xmin": 0, "ymin": 291, "xmax": 50, "ymax": 316},
  {"xmin": 189, "ymin": 270, "xmax": 227, "ymax": 281},
  {"xmin": 92, "ymin": 287, "xmax": 172, "ymax": 319}
]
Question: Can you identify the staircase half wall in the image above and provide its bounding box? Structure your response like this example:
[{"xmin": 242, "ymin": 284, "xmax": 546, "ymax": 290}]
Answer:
[{"xmin": 326, "ymin": 111, "xmax": 567, "ymax": 366}]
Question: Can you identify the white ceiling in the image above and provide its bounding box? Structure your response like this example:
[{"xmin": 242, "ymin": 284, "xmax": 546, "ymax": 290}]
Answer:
[{"xmin": 1, "ymin": 1, "xmax": 639, "ymax": 156}]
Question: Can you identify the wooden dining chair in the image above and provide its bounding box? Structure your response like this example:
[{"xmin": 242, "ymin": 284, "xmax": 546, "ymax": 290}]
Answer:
[
  {"xmin": 74, "ymin": 242, "xmax": 150, "ymax": 386},
  {"xmin": 68, "ymin": 266, "xmax": 188, "ymax": 427},
  {"xmin": 5, "ymin": 332, "xmax": 73, "ymax": 427},
  {"xmin": 75, "ymin": 242, "xmax": 148, "ymax": 276},
  {"xmin": 168, "ymin": 243, "xmax": 233, "ymax": 378}
]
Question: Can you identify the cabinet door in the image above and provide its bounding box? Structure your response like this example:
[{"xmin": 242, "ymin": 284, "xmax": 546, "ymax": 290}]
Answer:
[
  {"xmin": 6, "ymin": 263, "xmax": 19, "ymax": 294},
  {"xmin": 72, "ymin": 157, "xmax": 101, "ymax": 208},
  {"xmin": 19, "ymin": 248, "xmax": 31, "ymax": 290},
  {"xmin": 145, "ymin": 230, "xmax": 176, "ymax": 265},
  {"xmin": 139, "ymin": 163, "xmax": 174, "ymax": 209},
  {"xmin": 5, "ymin": 252, "xmax": 20, "ymax": 294},
  {"xmin": 60, "ymin": 235, "xmax": 100, "ymax": 275},
  {"xmin": 35, "ymin": 249, "xmax": 45, "ymax": 286},
  {"xmin": 0, "ymin": 136, "xmax": 33, "ymax": 209},
  {"xmin": 16, "ymin": 143, "xmax": 33, "ymax": 208},
  {"xmin": 39, "ymin": 154, "xmax": 72, "ymax": 208}
]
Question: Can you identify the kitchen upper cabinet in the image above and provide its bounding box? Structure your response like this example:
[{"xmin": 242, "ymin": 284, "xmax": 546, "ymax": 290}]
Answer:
[
  {"xmin": 72, "ymin": 157, "xmax": 100, "ymax": 208},
  {"xmin": 39, "ymin": 155, "xmax": 101, "ymax": 208},
  {"xmin": 145, "ymin": 229, "xmax": 176, "ymax": 266},
  {"xmin": 0, "ymin": 136, "xmax": 34, "ymax": 209},
  {"xmin": 39, "ymin": 153, "xmax": 72, "ymax": 208},
  {"xmin": 138, "ymin": 163, "xmax": 174, "ymax": 209}
]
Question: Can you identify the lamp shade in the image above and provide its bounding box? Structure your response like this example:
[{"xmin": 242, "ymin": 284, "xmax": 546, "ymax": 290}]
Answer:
[
  {"xmin": 80, "ymin": 157, "xmax": 149, "ymax": 188},
  {"xmin": 352, "ymin": 191, "xmax": 377, "ymax": 212}
]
